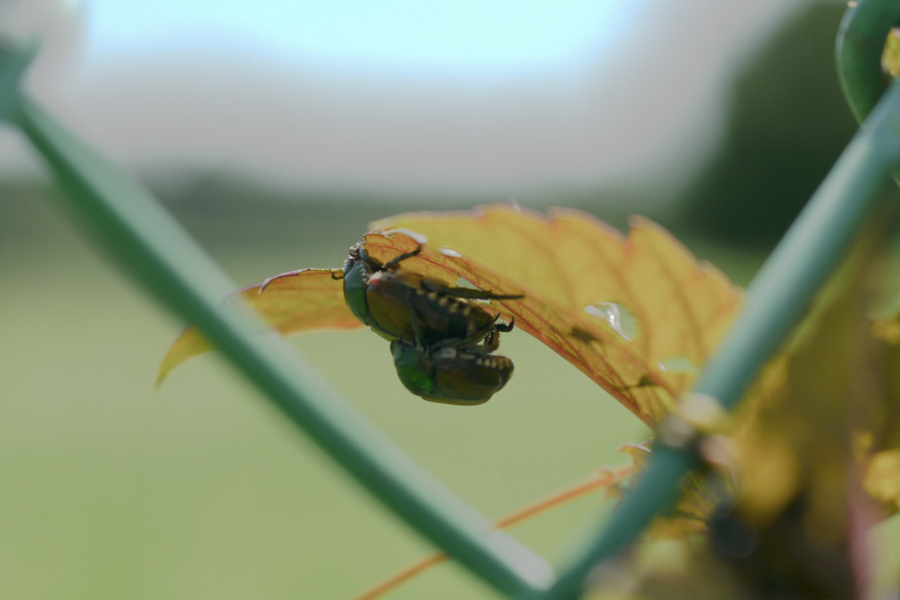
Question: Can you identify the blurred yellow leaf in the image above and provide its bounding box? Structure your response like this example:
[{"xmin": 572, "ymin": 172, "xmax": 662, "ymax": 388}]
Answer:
[
  {"xmin": 863, "ymin": 448, "xmax": 900, "ymax": 511},
  {"xmin": 708, "ymin": 230, "xmax": 899, "ymax": 599},
  {"xmin": 736, "ymin": 242, "xmax": 871, "ymax": 519},
  {"xmin": 860, "ymin": 319, "xmax": 900, "ymax": 514},
  {"xmin": 871, "ymin": 314, "xmax": 900, "ymax": 343},
  {"xmin": 585, "ymin": 217, "xmax": 900, "ymax": 597},
  {"xmin": 883, "ymin": 28, "xmax": 900, "ymax": 79}
]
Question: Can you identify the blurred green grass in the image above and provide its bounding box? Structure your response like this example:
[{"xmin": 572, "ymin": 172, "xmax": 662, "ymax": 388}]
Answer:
[
  {"xmin": 5, "ymin": 4, "xmax": 898, "ymax": 594},
  {"xmin": 0, "ymin": 185, "xmax": 767, "ymax": 600}
]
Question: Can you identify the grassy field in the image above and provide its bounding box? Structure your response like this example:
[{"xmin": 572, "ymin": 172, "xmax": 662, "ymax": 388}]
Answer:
[{"xmin": 1, "ymin": 186, "xmax": 771, "ymax": 600}]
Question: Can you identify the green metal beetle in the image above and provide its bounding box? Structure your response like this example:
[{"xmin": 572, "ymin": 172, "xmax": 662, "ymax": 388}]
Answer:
[
  {"xmin": 390, "ymin": 338, "xmax": 514, "ymax": 405},
  {"xmin": 340, "ymin": 240, "xmax": 521, "ymax": 403},
  {"xmin": 341, "ymin": 241, "xmax": 520, "ymax": 348}
]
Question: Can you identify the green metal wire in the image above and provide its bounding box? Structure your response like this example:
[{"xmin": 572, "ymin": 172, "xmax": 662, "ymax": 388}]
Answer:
[
  {"xmin": 0, "ymin": 39, "xmax": 36, "ymax": 122},
  {"xmin": 531, "ymin": 1, "xmax": 900, "ymax": 598},
  {"xmin": 0, "ymin": 45, "xmax": 552, "ymax": 599}
]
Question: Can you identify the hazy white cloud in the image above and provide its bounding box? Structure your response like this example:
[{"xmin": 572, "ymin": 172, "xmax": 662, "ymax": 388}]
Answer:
[{"xmin": 3, "ymin": 0, "xmax": 817, "ymax": 198}]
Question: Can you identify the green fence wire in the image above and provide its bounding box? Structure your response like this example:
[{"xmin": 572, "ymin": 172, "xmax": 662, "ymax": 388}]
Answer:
[{"xmin": 2, "ymin": 0, "xmax": 899, "ymax": 597}]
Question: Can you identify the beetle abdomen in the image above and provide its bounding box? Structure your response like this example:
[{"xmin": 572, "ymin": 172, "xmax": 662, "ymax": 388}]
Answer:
[{"xmin": 367, "ymin": 271, "xmax": 497, "ymax": 347}]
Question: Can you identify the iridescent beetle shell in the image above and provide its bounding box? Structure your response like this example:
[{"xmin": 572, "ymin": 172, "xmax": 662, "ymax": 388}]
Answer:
[
  {"xmin": 342, "ymin": 241, "xmax": 511, "ymax": 347},
  {"xmin": 390, "ymin": 340, "xmax": 514, "ymax": 405},
  {"xmin": 342, "ymin": 240, "xmax": 520, "ymax": 404}
]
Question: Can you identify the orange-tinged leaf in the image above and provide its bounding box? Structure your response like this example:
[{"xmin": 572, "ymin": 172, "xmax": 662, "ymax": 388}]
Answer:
[
  {"xmin": 157, "ymin": 268, "xmax": 360, "ymax": 384},
  {"xmin": 157, "ymin": 205, "xmax": 743, "ymax": 426},
  {"xmin": 372, "ymin": 205, "xmax": 744, "ymax": 425},
  {"xmin": 248, "ymin": 268, "xmax": 359, "ymax": 333},
  {"xmin": 860, "ymin": 320, "xmax": 900, "ymax": 515}
]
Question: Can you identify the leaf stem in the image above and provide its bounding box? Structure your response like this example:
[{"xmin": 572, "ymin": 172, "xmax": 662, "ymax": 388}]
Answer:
[{"xmin": 351, "ymin": 464, "xmax": 635, "ymax": 600}]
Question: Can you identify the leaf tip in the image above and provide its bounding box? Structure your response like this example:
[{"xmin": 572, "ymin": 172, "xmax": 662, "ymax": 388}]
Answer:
[{"xmin": 155, "ymin": 325, "xmax": 214, "ymax": 389}]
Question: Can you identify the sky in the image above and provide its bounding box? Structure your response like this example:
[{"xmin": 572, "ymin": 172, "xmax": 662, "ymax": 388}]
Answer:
[
  {"xmin": 87, "ymin": 1, "xmax": 633, "ymax": 71},
  {"xmin": 1, "ymin": 0, "xmax": 821, "ymax": 199}
]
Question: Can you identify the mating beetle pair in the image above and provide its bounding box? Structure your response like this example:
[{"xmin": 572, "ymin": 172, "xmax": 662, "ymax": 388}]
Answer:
[{"xmin": 341, "ymin": 241, "xmax": 520, "ymax": 405}]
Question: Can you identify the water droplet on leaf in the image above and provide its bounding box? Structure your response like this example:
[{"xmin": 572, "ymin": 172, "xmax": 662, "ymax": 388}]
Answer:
[{"xmin": 585, "ymin": 301, "xmax": 639, "ymax": 341}]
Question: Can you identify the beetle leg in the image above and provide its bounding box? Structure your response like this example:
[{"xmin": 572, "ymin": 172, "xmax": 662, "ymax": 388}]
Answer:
[
  {"xmin": 418, "ymin": 277, "xmax": 497, "ymax": 298},
  {"xmin": 441, "ymin": 286, "xmax": 523, "ymax": 301},
  {"xmin": 470, "ymin": 317, "xmax": 513, "ymax": 354},
  {"xmin": 383, "ymin": 243, "xmax": 423, "ymax": 270},
  {"xmin": 480, "ymin": 329, "xmax": 501, "ymax": 353},
  {"xmin": 404, "ymin": 286, "xmax": 427, "ymax": 348},
  {"xmin": 495, "ymin": 317, "xmax": 515, "ymax": 333},
  {"xmin": 330, "ymin": 269, "xmax": 344, "ymax": 280},
  {"xmin": 408, "ymin": 305, "xmax": 424, "ymax": 347},
  {"xmin": 420, "ymin": 277, "xmax": 449, "ymax": 293},
  {"xmin": 484, "ymin": 312, "xmax": 512, "ymax": 331},
  {"xmin": 419, "ymin": 277, "xmax": 523, "ymax": 301}
]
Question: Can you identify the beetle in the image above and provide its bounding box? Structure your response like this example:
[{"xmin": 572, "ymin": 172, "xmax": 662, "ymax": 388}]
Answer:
[
  {"xmin": 390, "ymin": 338, "xmax": 515, "ymax": 405},
  {"xmin": 341, "ymin": 241, "xmax": 521, "ymax": 349},
  {"xmin": 339, "ymin": 239, "xmax": 521, "ymax": 403}
]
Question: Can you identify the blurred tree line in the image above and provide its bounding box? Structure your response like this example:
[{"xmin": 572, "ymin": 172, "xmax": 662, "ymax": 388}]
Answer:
[
  {"xmin": 678, "ymin": 0, "xmax": 860, "ymax": 246},
  {"xmin": 0, "ymin": 0, "xmax": 872, "ymax": 255}
]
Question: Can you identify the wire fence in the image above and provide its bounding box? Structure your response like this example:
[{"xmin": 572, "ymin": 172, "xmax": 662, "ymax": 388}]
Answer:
[{"xmin": 2, "ymin": 0, "xmax": 899, "ymax": 597}]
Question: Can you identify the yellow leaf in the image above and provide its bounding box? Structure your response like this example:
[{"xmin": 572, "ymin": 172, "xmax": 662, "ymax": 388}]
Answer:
[
  {"xmin": 373, "ymin": 205, "xmax": 743, "ymax": 425},
  {"xmin": 157, "ymin": 204, "xmax": 744, "ymax": 426},
  {"xmin": 872, "ymin": 313, "xmax": 900, "ymax": 344},
  {"xmin": 863, "ymin": 448, "xmax": 900, "ymax": 510},
  {"xmin": 883, "ymin": 27, "xmax": 900, "ymax": 79},
  {"xmin": 157, "ymin": 268, "xmax": 360, "ymax": 384}
]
